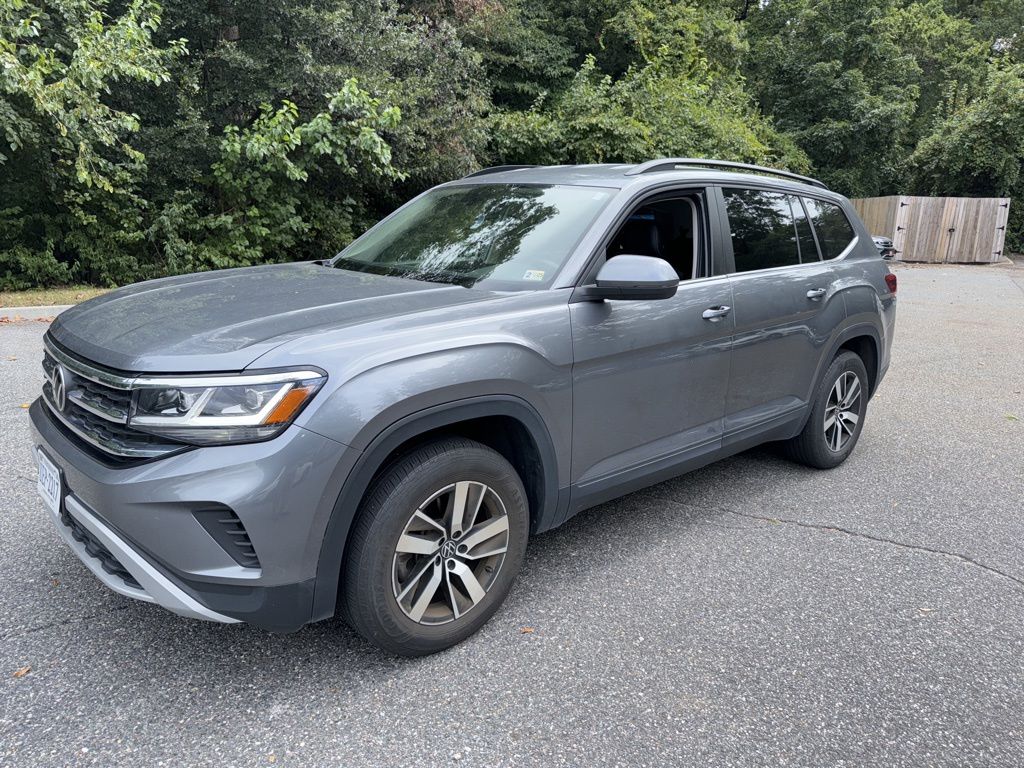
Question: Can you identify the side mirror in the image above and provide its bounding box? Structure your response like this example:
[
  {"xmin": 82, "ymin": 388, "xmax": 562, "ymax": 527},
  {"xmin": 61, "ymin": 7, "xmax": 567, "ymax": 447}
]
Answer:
[{"xmin": 584, "ymin": 255, "xmax": 679, "ymax": 301}]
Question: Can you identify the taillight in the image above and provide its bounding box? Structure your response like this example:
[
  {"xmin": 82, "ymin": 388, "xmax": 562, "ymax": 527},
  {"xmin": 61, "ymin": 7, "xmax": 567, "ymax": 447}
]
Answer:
[{"xmin": 885, "ymin": 273, "xmax": 897, "ymax": 294}]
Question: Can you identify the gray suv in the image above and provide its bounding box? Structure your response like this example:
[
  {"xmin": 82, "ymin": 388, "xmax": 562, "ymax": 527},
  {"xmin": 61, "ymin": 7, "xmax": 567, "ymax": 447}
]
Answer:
[{"xmin": 30, "ymin": 159, "xmax": 897, "ymax": 655}]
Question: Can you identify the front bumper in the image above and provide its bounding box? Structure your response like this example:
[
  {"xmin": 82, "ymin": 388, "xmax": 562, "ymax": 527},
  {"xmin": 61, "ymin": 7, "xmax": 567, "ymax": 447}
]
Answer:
[
  {"xmin": 43, "ymin": 483, "xmax": 238, "ymax": 623},
  {"xmin": 30, "ymin": 399, "xmax": 357, "ymax": 631}
]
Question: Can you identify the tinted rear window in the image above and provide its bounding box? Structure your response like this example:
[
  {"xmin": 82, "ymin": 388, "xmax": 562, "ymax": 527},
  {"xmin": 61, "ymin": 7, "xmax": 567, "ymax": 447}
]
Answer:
[
  {"xmin": 803, "ymin": 198, "xmax": 856, "ymax": 259},
  {"xmin": 723, "ymin": 188, "xmax": 801, "ymax": 272}
]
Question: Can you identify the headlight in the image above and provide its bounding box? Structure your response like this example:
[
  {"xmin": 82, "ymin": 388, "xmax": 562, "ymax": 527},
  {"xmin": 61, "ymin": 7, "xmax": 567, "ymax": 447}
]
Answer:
[{"xmin": 129, "ymin": 369, "xmax": 326, "ymax": 446}]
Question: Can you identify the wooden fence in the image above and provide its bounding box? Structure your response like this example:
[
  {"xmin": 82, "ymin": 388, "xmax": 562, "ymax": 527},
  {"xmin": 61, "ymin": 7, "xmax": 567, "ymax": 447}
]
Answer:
[{"xmin": 851, "ymin": 195, "xmax": 1011, "ymax": 263}]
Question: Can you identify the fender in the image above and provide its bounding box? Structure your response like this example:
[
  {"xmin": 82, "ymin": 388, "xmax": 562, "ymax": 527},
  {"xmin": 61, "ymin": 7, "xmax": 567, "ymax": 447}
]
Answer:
[
  {"xmin": 822, "ymin": 321, "xmax": 881, "ymax": 385},
  {"xmin": 799, "ymin": 320, "xmax": 882, "ymax": 432},
  {"xmin": 309, "ymin": 395, "xmax": 563, "ymax": 621}
]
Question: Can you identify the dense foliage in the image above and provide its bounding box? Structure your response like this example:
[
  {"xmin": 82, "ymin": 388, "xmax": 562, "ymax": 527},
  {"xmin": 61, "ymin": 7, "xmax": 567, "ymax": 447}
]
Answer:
[{"xmin": 1, "ymin": 0, "xmax": 1022, "ymax": 288}]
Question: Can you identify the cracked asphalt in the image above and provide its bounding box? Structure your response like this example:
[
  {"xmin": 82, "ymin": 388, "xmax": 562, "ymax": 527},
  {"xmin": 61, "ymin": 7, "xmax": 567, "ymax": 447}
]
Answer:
[{"xmin": 2, "ymin": 262, "xmax": 1024, "ymax": 767}]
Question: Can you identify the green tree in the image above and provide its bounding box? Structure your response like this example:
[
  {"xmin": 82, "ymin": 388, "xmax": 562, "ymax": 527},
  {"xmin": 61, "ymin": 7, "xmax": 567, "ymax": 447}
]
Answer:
[
  {"xmin": 945, "ymin": 0, "xmax": 1024, "ymax": 63},
  {"xmin": 4, "ymin": 0, "xmax": 1020, "ymax": 290},
  {"xmin": 0, "ymin": 0, "xmax": 185, "ymax": 187},
  {"xmin": 402, "ymin": 0, "xmax": 578, "ymax": 110},
  {"xmin": 152, "ymin": 80, "xmax": 402, "ymax": 275},
  {"xmin": 908, "ymin": 62, "xmax": 1024, "ymax": 250},
  {"xmin": 147, "ymin": 0, "xmax": 486, "ymax": 197},
  {"xmin": 880, "ymin": 0, "xmax": 989, "ymax": 140},
  {"xmin": 1, "ymin": 0, "xmax": 483, "ymax": 289},
  {"xmin": 0, "ymin": 0, "xmax": 184, "ymax": 288},
  {"xmin": 490, "ymin": 0, "xmax": 808, "ymax": 171},
  {"xmin": 743, "ymin": 0, "xmax": 919, "ymax": 196}
]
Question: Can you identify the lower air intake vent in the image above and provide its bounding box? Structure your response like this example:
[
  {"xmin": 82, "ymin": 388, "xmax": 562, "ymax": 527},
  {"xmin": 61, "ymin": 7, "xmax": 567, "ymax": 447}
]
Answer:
[
  {"xmin": 60, "ymin": 507, "xmax": 142, "ymax": 589},
  {"xmin": 193, "ymin": 507, "xmax": 260, "ymax": 568}
]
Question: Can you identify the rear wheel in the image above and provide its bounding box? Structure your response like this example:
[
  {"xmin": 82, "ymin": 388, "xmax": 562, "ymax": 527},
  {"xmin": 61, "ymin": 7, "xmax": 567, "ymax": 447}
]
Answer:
[
  {"xmin": 342, "ymin": 438, "xmax": 529, "ymax": 656},
  {"xmin": 783, "ymin": 350, "xmax": 869, "ymax": 469}
]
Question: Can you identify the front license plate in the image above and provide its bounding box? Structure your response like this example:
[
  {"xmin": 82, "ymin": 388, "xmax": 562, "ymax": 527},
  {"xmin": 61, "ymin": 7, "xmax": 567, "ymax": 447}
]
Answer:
[{"xmin": 36, "ymin": 449, "xmax": 62, "ymax": 517}]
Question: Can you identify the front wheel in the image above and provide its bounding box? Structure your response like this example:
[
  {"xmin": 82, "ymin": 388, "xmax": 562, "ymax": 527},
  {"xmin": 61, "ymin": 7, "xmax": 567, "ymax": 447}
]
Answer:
[
  {"xmin": 342, "ymin": 438, "xmax": 529, "ymax": 656},
  {"xmin": 783, "ymin": 350, "xmax": 869, "ymax": 469}
]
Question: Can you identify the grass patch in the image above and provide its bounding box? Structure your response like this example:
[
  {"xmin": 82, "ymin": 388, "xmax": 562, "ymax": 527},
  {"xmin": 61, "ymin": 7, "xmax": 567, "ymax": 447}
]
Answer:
[{"xmin": 0, "ymin": 286, "xmax": 110, "ymax": 307}]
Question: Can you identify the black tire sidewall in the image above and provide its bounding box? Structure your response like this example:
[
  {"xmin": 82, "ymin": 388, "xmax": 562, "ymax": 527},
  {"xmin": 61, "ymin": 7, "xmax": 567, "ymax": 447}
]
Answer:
[
  {"xmin": 343, "ymin": 439, "xmax": 529, "ymax": 656},
  {"xmin": 806, "ymin": 351, "xmax": 869, "ymax": 466}
]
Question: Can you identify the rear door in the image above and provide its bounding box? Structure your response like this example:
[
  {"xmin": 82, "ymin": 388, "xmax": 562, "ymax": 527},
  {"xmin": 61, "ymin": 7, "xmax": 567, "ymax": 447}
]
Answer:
[{"xmin": 717, "ymin": 186, "xmax": 846, "ymax": 443}]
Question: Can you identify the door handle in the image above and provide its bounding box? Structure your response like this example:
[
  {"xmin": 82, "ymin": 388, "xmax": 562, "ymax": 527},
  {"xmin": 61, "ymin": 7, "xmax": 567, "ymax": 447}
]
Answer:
[
  {"xmin": 806, "ymin": 288, "xmax": 826, "ymax": 301},
  {"xmin": 702, "ymin": 305, "xmax": 731, "ymax": 321}
]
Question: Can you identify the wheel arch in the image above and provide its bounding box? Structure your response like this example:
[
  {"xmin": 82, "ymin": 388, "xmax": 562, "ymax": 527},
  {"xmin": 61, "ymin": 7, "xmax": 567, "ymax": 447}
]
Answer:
[
  {"xmin": 797, "ymin": 322, "xmax": 882, "ymax": 439},
  {"xmin": 310, "ymin": 395, "xmax": 562, "ymax": 622},
  {"xmin": 814, "ymin": 322, "xmax": 882, "ymax": 393},
  {"xmin": 837, "ymin": 334, "xmax": 879, "ymax": 396}
]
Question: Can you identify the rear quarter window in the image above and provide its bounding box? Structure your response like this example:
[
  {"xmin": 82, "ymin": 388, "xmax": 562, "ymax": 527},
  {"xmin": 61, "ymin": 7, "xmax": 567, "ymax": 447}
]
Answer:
[{"xmin": 803, "ymin": 198, "xmax": 857, "ymax": 259}]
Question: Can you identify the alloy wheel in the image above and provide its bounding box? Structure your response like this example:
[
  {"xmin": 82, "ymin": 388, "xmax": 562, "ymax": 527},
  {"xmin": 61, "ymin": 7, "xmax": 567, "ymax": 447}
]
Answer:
[
  {"xmin": 392, "ymin": 481, "xmax": 510, "ymax": 625},
  {"xmin": 824, "ymin": 371, "xmax": 862, "ymax": 452}
]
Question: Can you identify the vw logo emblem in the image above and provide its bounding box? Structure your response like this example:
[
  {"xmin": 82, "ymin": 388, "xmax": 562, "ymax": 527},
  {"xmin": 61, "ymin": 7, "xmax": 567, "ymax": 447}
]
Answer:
[
  {"xmin": 50, "ymin": 364, "xmax": 68, "ymax": 412},
  {"xmin": 440, "ymin": 540, "xmax": 457, "ymax": 559}
]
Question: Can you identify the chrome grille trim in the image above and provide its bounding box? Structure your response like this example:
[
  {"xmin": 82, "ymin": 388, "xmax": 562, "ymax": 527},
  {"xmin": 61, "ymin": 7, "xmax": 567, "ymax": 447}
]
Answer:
[
  {"xmin": 40, "ymin": 397, "xmax": 180, "ymax": 459},
  {"xmin": 66, "ymin": 388, "xmax": 130, "ymax": 424},
  {"xmin": 41, "ymin": 337, "xmax": 184, "ymax": 460},
  {"xmin": 43, "ymin": 337, "xmax": 136, "ymax": 389},
  {"xmin": 40, "ymin": 337, "xmax": 320, "ymax": 461}
]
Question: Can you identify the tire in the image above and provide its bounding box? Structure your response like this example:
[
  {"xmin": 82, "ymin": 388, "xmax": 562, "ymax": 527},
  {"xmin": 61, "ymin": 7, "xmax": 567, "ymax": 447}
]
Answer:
[
  {"xmin": 342, "ymin": 437, "xmax": 529, "ymax": 656},
  {"xmin": 783, "ymin": 350, "xmax": 870, "ymax": 469}
]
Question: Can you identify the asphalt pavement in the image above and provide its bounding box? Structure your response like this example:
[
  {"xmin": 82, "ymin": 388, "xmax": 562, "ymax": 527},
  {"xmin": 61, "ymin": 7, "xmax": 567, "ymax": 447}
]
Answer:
[{"xmin": 2, "ymin": 262, "xmax": 1023, "ymax": 767}]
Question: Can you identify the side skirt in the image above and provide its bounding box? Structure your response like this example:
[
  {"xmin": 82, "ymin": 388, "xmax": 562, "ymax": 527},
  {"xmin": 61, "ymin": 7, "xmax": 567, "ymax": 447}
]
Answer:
[{"xmin": 561, "ymin": 406, "xmax": 806, "ymax": 527}]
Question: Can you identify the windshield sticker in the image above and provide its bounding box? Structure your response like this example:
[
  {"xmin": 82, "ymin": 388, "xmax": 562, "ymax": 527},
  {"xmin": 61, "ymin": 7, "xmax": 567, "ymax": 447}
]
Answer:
[{"xmin": 523, "ymin": 270, "xmax": 546, "ymax": 281}]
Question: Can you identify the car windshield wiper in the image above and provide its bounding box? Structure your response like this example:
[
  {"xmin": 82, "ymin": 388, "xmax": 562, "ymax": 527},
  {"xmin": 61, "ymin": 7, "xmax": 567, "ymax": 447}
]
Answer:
[{"xmin": 402, "ymin": 270, "xmax": 475, "ymax": 288}]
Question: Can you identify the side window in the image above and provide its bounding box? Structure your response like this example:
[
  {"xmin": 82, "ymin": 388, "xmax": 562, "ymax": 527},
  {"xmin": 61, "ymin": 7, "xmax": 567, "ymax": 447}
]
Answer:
[
  {"xmin": 803, "ymin": 198, "xmax": 856, "ymax": 259},
  {"xmin": 722, "ymin": 188, "xmax": 801, "ymax": 272},
  {"xmin": 605, "ymin": 195, "xmax": 702, "ymax": 280},
  {"xmin": 791, "ymin": 196, "xmax": 821, "ymax": 262}
]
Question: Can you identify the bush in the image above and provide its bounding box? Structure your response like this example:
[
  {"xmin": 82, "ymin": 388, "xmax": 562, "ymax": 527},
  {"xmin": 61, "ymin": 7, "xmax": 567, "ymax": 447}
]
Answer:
[{"xmin": 2, "ymin": 0, "xmax": 1018, "ymax": 287}]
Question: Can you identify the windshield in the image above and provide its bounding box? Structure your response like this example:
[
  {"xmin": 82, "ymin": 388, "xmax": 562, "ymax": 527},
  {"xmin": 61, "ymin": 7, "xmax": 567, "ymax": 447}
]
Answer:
[{"xmin": 331, "ymin": 184, "xmax": 615, "ymax": 289}]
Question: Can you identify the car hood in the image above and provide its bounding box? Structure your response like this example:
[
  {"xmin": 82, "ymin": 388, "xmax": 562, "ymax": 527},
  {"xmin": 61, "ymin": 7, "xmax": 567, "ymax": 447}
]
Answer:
[{"xmin": 48, "ymin": 263, "xmax": 494, "ymax": 372}]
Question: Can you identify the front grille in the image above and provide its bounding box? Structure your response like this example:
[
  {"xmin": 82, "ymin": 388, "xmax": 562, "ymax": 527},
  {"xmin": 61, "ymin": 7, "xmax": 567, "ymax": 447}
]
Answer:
[
  {"xmin": 41, "ymin": 340, "xmax": 185, "ymax": 461},
  {"xmin": 74, "ymin": 377, "xmax": 132, "ymax": 422},
  {"xmin": 194, "ymin": 507, "xmax": 261, "ymax": 568},
  {"xmin": 59, "ymin": 505, "xmax": 141, "ymax": 589}
]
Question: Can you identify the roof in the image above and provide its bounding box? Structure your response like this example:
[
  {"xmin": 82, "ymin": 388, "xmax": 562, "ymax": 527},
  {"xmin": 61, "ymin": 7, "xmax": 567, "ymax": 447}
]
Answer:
[{"xmin": 454, "ymin": 160, "xmax": 837, "ymax": 198}]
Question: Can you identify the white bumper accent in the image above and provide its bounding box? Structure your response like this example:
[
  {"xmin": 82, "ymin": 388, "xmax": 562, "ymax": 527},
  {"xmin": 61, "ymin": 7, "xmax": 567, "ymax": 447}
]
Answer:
[{"xmin": 49, "ymin": 495, "xmax": 240, "ymax": 624}]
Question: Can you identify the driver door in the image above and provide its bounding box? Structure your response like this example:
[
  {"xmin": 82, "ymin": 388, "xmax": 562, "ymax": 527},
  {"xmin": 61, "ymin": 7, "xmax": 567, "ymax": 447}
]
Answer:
[{"xmin": 568, "ymin": 189, "xmax": 734, "ymax": 509}]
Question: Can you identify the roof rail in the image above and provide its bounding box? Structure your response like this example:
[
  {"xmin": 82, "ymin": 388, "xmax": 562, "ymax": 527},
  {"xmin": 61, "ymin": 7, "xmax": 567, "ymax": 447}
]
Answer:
[
  {"xmin": 624, "ymin": 158, "xmax": 828, "ymax": 190},
  {"xmin": 462, "ymin": 165, "xmax": 538, "ymax": 179}
]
